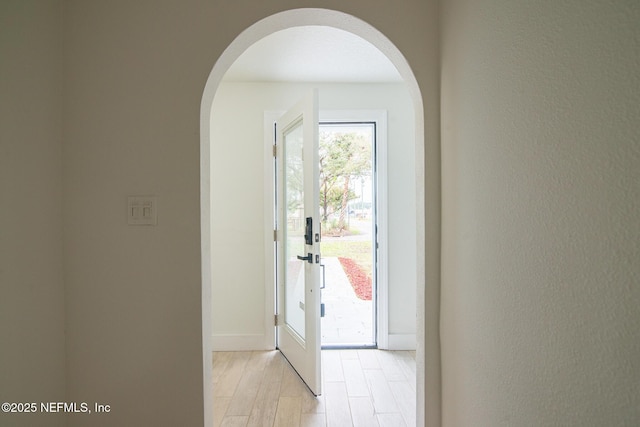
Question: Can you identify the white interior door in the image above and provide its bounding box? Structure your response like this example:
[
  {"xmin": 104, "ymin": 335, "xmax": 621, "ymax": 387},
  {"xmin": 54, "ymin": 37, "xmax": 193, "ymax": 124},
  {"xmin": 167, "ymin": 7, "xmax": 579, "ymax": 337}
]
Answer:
[{"xmin": 275, "ymin": 90, "xmax": 321, "ymax": 395}]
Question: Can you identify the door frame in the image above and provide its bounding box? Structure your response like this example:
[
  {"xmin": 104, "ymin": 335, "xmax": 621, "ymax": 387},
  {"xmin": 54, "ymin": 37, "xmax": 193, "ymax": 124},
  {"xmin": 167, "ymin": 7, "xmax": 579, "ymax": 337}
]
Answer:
[{"xmin": 264, "ymin": 109, "xmax": 389, "ymax": 350}]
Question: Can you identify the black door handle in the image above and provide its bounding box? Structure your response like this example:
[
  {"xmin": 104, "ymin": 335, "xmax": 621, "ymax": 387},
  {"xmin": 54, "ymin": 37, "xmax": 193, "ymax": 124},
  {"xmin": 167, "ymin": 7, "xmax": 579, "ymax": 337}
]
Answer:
[{"xmin": 297, "ymin": 253, "xmax": 313, "ymax": 264}]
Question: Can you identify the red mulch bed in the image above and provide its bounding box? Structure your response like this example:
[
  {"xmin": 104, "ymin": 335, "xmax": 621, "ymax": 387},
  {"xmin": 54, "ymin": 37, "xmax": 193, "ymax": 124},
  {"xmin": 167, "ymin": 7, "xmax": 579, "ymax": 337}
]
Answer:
[{"xmin": 338, "ymin": 257, "xmax": 372, "ymax": 301}]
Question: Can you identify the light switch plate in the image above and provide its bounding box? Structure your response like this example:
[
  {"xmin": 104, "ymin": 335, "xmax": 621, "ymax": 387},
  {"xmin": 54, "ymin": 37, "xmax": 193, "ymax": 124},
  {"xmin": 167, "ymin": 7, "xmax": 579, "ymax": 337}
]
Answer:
[{"xmin": 128, "ymin": 196, "xmax": 157, "ymax": 225}]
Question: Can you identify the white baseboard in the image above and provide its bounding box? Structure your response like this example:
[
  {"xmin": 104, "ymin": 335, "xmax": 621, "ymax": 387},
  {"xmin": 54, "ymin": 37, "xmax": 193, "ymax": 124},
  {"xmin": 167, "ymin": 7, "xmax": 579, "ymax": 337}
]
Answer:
[
  {"xmin": 212, "ymin": 333, "xmax": 414, "ymax": 351},
  {"xmin": 212, "ymin": 334, "xmax": 267, "ymax": 351},
  {"xmin": 388, "ymin": 333, "xmax": 416, "ymax": 350}
]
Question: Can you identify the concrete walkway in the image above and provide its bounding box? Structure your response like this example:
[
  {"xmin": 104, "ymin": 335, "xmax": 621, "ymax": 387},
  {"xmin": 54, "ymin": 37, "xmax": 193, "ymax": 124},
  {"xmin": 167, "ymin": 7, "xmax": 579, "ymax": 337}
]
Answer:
[{"xmin": 321, "ymin": 256, "xmax": 374, "ymax": 346}]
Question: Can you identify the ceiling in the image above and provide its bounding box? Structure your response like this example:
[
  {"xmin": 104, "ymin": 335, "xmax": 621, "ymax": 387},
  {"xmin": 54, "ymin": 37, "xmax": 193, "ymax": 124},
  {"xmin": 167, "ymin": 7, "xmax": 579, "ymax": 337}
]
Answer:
[{"xmin": 222, "ymin": 26, "xmax": 403, "ymax": 83}]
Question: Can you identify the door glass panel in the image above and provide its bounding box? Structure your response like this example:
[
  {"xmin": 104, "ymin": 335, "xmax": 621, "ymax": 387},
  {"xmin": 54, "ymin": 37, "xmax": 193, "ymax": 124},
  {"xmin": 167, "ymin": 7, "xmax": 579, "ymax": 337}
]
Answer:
[{"xmin": 284, "ymin": 119, "xmax": 305, "ymax": 340}]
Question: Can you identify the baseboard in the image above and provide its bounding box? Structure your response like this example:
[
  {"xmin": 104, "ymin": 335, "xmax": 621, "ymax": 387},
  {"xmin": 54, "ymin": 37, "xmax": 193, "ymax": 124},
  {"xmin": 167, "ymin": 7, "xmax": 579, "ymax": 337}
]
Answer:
[
  {"xmin": 212, "ymin": 333, "xmax": 415, "ymax": 351},
  {"xmin": 387, "ymin": 333, "xmax": 416, "ymax": 350},
  {"xmin": 212, "ymin": 334, "xmax": 266, "ymax": 351}
]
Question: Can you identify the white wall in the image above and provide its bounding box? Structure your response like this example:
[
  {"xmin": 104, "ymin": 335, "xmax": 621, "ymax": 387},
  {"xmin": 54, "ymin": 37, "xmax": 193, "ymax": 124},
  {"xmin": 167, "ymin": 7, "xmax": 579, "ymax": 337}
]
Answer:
[
  {"xmin": 441, "ymin": 0, "xmax": 640, "ymax": 425},
  {"xmin": 0, "ymin": 1, "xmax": 66, "ymax": 426},
  {"xmin": 210, "ymin": 82, "xmax": 416, "ymax": 348}
]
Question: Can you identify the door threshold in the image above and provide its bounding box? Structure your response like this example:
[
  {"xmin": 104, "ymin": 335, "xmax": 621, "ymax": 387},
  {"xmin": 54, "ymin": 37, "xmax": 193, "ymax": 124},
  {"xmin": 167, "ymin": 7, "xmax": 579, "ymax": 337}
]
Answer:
[{"xmin": 321, "ymin": 344, "xmax": 377, "ymax": 350}]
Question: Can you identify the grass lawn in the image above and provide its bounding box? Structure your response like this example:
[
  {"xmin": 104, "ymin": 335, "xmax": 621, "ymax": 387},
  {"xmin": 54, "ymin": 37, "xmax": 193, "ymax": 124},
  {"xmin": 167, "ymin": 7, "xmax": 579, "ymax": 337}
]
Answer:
[{"xmin": 320, "ymin": 240, "xmax": 373, "ymax": 275}]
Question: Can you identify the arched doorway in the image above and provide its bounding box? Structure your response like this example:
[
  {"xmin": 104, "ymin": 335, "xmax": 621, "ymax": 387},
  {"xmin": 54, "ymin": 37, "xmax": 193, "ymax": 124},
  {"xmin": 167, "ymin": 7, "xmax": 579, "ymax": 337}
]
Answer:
[{"xmin": 201, "ymin": 8, "xmax": 428, "ymax": 425}]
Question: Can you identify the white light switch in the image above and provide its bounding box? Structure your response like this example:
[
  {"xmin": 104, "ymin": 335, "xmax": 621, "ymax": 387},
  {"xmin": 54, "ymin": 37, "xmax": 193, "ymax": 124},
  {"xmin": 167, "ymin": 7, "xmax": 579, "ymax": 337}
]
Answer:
[{"xmin": 128, "ymin": 196, "xmax": 157, "ymax": 225}]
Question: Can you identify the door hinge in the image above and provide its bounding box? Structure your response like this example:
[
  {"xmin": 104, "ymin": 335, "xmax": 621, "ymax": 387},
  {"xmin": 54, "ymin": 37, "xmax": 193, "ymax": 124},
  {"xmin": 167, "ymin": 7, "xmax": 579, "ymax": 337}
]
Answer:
[
  {"xmin": 273, "ymin": 229, "xmax": 278, "ymax": 241},
  {"xmin": 273, "ymin": 145, "xmax": 277, "ymax": 157},
  {"xmin": 274, "ymin": 314, "xmax": 280, "ymax": 326}
]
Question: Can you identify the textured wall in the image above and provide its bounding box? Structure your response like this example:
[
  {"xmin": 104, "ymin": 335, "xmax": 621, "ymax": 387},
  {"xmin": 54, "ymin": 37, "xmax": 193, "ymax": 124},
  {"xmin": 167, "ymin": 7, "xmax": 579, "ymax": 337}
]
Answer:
[
  {"xmin": 441, "ymin": 0, "xmax": 640, "ymax": 425},
  {"xmin": 0, "ymin": 1, "xmax": 66, "ymax": 426}
]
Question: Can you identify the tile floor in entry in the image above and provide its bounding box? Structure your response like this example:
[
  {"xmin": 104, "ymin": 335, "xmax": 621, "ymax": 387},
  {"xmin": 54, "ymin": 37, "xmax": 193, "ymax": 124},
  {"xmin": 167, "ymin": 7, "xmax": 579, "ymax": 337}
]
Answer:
[{"xmin": 213, "ymin": 349, "xmax": 416, "ymax": 427}]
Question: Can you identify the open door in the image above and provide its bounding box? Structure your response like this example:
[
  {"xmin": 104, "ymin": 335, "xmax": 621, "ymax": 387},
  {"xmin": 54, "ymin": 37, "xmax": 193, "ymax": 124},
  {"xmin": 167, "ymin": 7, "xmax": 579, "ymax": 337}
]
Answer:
[{"xmin": 275, "ymin": 90, "xmax": 321, "ymax": 395}]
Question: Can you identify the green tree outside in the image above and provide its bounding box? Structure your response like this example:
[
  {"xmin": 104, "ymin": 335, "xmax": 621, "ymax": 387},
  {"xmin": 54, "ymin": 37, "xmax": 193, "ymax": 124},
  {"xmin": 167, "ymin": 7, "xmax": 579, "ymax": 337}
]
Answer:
[{"xmin": 319, "ymin": 131, "xmax": 371, "ymax": 233}]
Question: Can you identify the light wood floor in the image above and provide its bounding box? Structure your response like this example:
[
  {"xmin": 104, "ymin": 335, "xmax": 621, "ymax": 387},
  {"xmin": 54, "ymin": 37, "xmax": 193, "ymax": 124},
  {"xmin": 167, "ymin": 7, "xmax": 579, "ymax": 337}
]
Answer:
[{"xmin": 213, "ymin": 349, "xmax": 416, "ymax": 427}]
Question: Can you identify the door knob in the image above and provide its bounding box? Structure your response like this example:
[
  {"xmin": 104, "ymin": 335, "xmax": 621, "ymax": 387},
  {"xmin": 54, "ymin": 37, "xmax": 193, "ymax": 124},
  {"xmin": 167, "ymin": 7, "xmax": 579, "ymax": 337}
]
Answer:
[{"xmin": 297, "ymin": 253, "xmax": 313, "ymax": 264}]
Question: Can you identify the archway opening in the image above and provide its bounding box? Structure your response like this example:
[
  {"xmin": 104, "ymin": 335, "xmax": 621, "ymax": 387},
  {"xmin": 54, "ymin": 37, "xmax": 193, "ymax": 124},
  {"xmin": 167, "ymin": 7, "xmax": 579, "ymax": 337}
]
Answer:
[{"xmin": 200, "ymin": 8, "xmax": 427, "ymax": 426}]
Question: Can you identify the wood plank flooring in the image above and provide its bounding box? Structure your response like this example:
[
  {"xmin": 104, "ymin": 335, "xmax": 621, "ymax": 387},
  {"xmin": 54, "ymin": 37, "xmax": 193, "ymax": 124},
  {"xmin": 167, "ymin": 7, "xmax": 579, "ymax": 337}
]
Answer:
[{"xmin": 213, "ymin": 349, "xmax": 416, "ymax": 427}]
